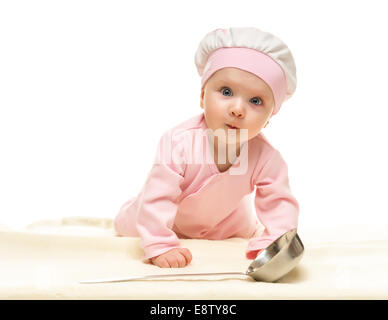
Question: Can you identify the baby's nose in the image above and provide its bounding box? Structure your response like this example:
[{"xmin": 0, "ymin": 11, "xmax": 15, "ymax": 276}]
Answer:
[
  {"xmin": 230, "ymin": 106, "xmax": 244, "ymax": 118},
  {"xmin": 229, "ymin": 100, "xmax": 245, "ymax": 118},
  {"xmin": 231, "ymin": 110, "xmax": 243, "ymax": 118}
]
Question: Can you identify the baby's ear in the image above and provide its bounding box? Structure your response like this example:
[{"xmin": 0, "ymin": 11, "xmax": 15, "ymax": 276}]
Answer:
[{"xmin": 200, "ymin": 88, "xmax": 205, "ymax": 109}]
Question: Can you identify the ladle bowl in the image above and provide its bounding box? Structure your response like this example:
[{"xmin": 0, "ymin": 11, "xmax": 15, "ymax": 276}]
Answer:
[{"xmin": 246, "ymin": 228, "xmax": 304, "ymax": 282}]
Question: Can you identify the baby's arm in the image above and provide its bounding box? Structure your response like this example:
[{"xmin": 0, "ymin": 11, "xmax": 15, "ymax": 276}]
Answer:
[
  {"xmin": 135, "ymin": 130, "xmax": 189, "ymax": 262},
  {"xmin": 246, "ymin": 148, "xmax": 299, "ymax": 258}
]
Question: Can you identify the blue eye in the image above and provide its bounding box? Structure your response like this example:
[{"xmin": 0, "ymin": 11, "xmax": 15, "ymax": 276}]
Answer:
[
  {"xmin": 221, "ymin": 87, "xmax": 263, "ymax": 106},
  {"xmin": 221, "ymin": 87, "xmax": 232, "ymax": 96},
  {"xmin": 251, "ymin": 97, "xmax": 263, "ymax": 105}
]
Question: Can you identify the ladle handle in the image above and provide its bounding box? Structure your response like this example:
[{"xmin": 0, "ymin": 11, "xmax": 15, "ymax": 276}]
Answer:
[{"xmin": 79, "ymin": 272, "xmax": 247, "ymax": 284}]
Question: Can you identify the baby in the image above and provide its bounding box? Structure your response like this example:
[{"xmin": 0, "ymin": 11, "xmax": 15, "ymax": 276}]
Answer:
[{"xmin": 114, "ymin": 27, "xmax": 300, "ymax": 268}]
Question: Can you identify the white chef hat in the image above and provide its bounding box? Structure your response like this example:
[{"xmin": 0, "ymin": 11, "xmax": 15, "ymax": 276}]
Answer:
[{"xmin": 194, "ymin": 27, "xmax": 297, "ymax": 116}]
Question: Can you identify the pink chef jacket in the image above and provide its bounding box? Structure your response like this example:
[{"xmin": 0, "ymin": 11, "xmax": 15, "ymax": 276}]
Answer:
[{"xmin": 114, "ymin": 112, "xmax": 299, "ymax": 261}]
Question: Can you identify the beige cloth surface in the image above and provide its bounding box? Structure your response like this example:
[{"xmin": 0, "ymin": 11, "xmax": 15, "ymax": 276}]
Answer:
[{"xmin": 1, "ymin": 217, "xmax": 388, "ymax": 300}]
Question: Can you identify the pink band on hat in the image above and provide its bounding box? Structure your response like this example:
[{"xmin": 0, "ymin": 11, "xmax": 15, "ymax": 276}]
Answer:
[{"xmin": 201, "ymin": 47, "xmax": 287, "ymax": 115}]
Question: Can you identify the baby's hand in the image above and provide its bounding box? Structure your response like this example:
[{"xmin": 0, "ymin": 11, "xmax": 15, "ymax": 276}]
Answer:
[
  {"xmin": 246, "ymin": 249, "xmax": 264, "ymax": 260},
  {"xmin": 150, "ymin": 248, "xmax": 192, "ymax": 268}
]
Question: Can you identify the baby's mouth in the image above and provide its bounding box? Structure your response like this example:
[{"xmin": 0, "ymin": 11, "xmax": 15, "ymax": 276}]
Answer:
[{"xmin": 226, "ymin": 124, "xmax": 239, "ymax": 130}]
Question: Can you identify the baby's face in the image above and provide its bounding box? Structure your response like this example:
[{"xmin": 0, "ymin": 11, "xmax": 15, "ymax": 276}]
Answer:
[{"xmin": 200, "ymin": 67, "xmax": 274, "ymax": 144}]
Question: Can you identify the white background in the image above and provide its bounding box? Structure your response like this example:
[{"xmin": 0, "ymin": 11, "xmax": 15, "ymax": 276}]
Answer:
[{"xmin": 0, "ymin": 0, "xmax": 387, "ymax": 232}]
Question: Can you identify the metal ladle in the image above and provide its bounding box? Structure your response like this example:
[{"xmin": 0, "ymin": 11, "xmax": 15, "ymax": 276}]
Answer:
[{"xmin": 79, "ymin": 229, "xmax": 304, "ymax": 284}]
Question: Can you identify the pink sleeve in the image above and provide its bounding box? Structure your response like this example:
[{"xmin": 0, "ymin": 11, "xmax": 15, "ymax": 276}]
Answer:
[
  {"xmin": 246, "ymin": 149, "xmax": 299, "ymax": 258},
  {"xmin": 136, "ymin": 130, "xmax": 186, "ymax": 261}
]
